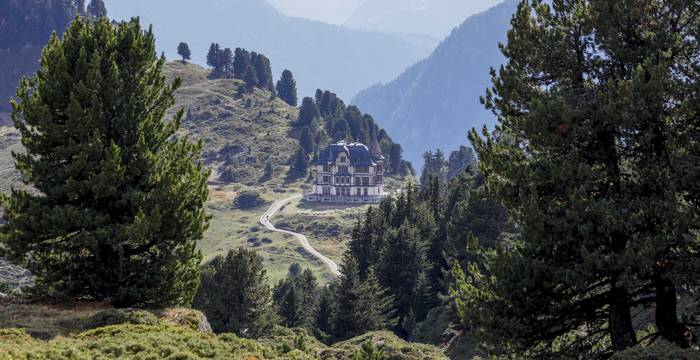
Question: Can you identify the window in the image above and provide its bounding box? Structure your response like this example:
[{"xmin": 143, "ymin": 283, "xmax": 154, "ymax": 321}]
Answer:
[
  {"xmin": 362, "ymin": 177, "xmax": 370, "ymax": 186},
  {"xmin": 356, "ymin": 188, "xmax": 362, "ymax": 196},
  {"xmin": 356, "ymin": 165, "xmax": 369, "ymax": 173},
  {"xmin": 376, "ymin": 175, "xmax": 383, "ymax": 184},
  {"xmin": 323, "ymin": 187, "xmax": 331, "ymax": 195},
  {"xmin": 338, "ymin": 166, "xmax": 349, "ymax": 173},
  {"xmin": 364, "ymin": 188, "xmax": 368, "ymax": 196},
  {"xmin": 322, "ymin": 176, "xmax": 330, "ymax": 184},
  {"xmin": 323, "ymin": 165, "xmax": 330, "ymax": 172}
]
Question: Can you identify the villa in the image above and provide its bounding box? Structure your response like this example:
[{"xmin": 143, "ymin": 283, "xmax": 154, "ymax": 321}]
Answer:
[{"xmin": 305, "ymin": 139, "xmax": 385, "ymax": 203}]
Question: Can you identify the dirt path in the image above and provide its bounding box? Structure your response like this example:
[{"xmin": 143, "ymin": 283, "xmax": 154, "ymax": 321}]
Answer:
[{"xmin": 259, "ymin": 195, "xmax": 341, "ymax": 277}]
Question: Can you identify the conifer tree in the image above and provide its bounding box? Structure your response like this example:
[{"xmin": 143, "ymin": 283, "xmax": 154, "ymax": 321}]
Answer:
[
  {"xmin": 193, "ymin": 248, "xmax": 275, "ymax": 337},
  {"xmin": 233, "ymin": 48, "xmax": 251, "ymax": 79},
  {"xmin": 262, "ymin": 157, "xmax": 274, "ymax": 181},
  {"xmin": 206, "ymin": 43, "xmax": 220, "ymax": 70},
  {"xmin": 379, "ymin": 222, "xmax": 432, "ymax": 326},
  {"xmin": 276, "ymin": 70, "xmax": 298, "ymax": 106},
  {"xmin": 243, "ymin": 65, "xmax": 259, "ymax": 88},
  {"xmin": 177, "ymin": 42, "xmax": 191, "ymax": 63},
  {"xmin": 297, "ymin": 97, "xmax": 321, "ymax": 127},
  {"xmin": 0, "ymin": 17, "xmax": 209, "ymax": 307},
  {"xmin": 332, "ymin": 257, "xmax": 396, "ymax": 341},
  {"xmin": 86, "ymin": 0, "xmax": 107, "ymax": 17},
  {"xmin": 454, "ymin": 0, "xmax": 700, "ymax": 356},
  {"xmin": 291, "ymin": 146, "xmax": 309, "ymax": 173},
  {"xmin": 254, "ymin": 54, "xmax": 274, "ymax": 91},
  {"xmin": 299, "ymin": 127, "xmax": 315, "ymax": 154}
]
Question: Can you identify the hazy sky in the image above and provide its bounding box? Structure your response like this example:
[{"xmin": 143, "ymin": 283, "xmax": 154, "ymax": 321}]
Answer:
[
  {"xmin": 266, "ymin": 0, "xmax": 502, "ymax": 28},
  {"xmin": 266, "ymin": 0, "xmax": 366, "ymax": 24}
]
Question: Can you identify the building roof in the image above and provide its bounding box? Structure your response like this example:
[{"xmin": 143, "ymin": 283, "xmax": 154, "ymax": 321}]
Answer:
[{"xmin": 316, "ymin": 141, "xmax": 380, "ymax": 166}]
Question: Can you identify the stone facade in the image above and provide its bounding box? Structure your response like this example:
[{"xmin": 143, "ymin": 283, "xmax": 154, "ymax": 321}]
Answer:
[{"xmin": 305, "ymin": 140, "xmax": 385, "ymax": 204}]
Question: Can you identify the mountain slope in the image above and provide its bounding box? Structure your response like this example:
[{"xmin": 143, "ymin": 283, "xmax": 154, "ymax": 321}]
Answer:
[
  {"xmin": 0, "ymin": 1, "xmax": 83, "ymax": 113},
  {"xmin": 352, "ymin": 0, "xmax": 517, "ymax": 166},
  {"xmin": 345, "ymin": 0, "xmax": 503, "ymax": 39},
  {"xmin": 265, "ymin": 0, "xmax": 364, "ymax": 24},
  {"xmin": 104, "ymin": 0, "xmax": 436, "ymax": 100}
]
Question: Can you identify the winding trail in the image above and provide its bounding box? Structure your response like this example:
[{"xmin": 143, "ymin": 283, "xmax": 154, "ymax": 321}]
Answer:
[{"xmin": 259, "ymin": 195, "xmax": 341, "ymax": 277}]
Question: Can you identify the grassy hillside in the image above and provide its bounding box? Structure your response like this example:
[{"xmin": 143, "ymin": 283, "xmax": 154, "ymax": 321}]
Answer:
[
  {"xmin": 0, "ymin": 304, "xmax": 448, "ymax": 359},
  {"xmin": 0, "ymin": 62, "xmax": 413, "ymax": 287}
]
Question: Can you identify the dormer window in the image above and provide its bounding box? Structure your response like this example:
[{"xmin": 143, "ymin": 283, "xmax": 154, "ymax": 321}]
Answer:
[{"xmin": 338, "ymin": 153, "xmax": 348, "ymax": 163}]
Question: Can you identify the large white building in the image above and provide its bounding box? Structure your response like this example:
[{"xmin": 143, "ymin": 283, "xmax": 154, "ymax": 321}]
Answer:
[{"xmin": 304, "ymin": 140, "xmax": 385, "ymax": 203}]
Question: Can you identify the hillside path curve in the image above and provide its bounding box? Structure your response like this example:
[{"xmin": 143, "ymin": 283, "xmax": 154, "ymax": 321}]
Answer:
[{"xmin": 259, "ymin": 195, "xmax": 341, "ymax": 277}]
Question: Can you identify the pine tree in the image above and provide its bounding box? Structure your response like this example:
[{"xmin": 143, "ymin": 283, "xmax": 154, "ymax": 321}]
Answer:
[
  {"xmin": 243, "ymin": 65, "xmax": 259, "ymax": 88},
  {"xmin": 86, "ymin": 0, "xmax": 107, "ymax": 17},
  {"xmin": 206, "ymin": 43, "xmax": 220, "ymax": 70},
  {"xmin": 254, "ymin": 54, "xmax": 274, "ymax": 91},
  {"xmin": 378, "ymin": 222, "xmax": 432, "ymax": 329},
  {"xmin": 272, "ymin": 267, "xmax": 319, "ymax": 330},
  {"xmin": 297, "ymin": 97, "xmax": 321, "ymax": 127},
  {"xmin": 0, "ymin": 17, "xmax": 209, "ymax": 307},
  {"xmin": 262, "ymin": 157, "xmax": 274, "ymax": 181},
  {"xmin": 299, "ymin": 127, "xmax": 315, "ymax": 154},
  {"xmin": 193, "ymin": 248, "xmax": 275, "ymax": 337},
  {"xmin": 454, "ymin": 0, "xmax": 700, "ymax": 356},
  {"xmin": 219, "ymin": 48, "xmax": 234, "ymax": 79},
  {"xmin": 276, "ymin": 70, "xmax": 298, "ymax": 106},
  {"xmin": 332, "ymin": 258, "xmax": 396, "ymax": 341},
  {"xmin": 291, "ymin": 146, "xmax": 309, "ymax": 173},
  {"xmin": 233, "ymin": 48, "xmax": 251, "ymax": 79},
  {"xmin": 177, "ymin": 42, "xmax": 191, "ymax": 63}
]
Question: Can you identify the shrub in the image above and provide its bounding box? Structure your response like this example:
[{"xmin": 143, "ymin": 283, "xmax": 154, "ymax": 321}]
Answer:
[
  {"xmin": 84, "ymin": 309, "xmax": 158, "ymax": 330},
  {"xmin": 236, "ymin": 191, "xmax": 264, "ymax": 209}
]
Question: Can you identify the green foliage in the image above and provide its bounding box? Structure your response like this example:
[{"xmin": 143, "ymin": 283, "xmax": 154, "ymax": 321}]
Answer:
[
  {"xmin": 262, "ymin": 157, "xmax": 274, "ymax": 181},
  {"xmin": 0, "ymin": 17, "xmax": 209, "ymax": 307},
  {"xmin": 83, "ymin": 309, "xmax": 159, "ymax": 329},
  {"xmin": 192, "ymin": 248, "xmax": 275, "ymax": 337},
  {"xmin": 233, "ymin": 48, "xmax": 252, "ymax": 80},
  {"xmin": 206, "ymin": 43, "xmax": 233, "ymax": 78},
  {"xmin": 291, "ymin": 146, "xmax": 310, "ymax": 174},
  {"xmin": 331, "ymin": 258, "xmax": 397, "ymax": 342},
  {"xmin": 177, "ymin": 42, "xmax": 191, "ymax": 63},
  {"xmin": 421, "ymin": 150, "xmax": 447, "ymax": 185},
  {"xmin": 276, "ymin": 69, "xmax": 298, "ymax": 106},
  {"xmin": 253, "ymin": 53, "xmax": 274, "ymax": 92},
  {"xmin": 456, "ymin": 0, "xmax": 700, "ymax": 357},
  {"xmin": 298, "ymin": 97, "xmax": 321, "ymax": 127},
  {"xmin": 299, "ymin": 126, "xmax": 316, "ymax": 154},
  {"xmin": 353, "ymin": 341, "xmax": 386, "ymax": 360},
  {"xmin": 273, "ymin": 267, "xmax": 319, "ymax": 331},
  {"xmin": 235, "ymin": 190, "xmax": 264, "ymax": 209}
]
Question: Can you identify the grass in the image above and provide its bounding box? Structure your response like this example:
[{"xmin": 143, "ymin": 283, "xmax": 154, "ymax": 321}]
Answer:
[
  {"xmin": 275, "ymin": 197, "xmax": 370, "ymax": 264},
  {"xmin": 202, "ymin": 187, "xmax": 335, "ymax": 285}
]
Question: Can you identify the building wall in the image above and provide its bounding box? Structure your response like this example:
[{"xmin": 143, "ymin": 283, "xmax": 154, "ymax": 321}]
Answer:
[{"xmin": 308, "ymin": 156, "xmax": 385, "ymax": 203}]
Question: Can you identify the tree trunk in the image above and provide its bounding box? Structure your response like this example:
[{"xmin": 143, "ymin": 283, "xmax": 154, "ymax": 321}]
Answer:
[
  {"xmin": 609, "ymin": 282, "xmax": 637, "ymax": 351},
  {"xmin": 654, "ymin": 274, "xmax": 696, "ymax": 348}
]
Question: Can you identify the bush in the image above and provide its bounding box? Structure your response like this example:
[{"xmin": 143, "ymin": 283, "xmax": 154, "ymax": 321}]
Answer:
[
  {"xmin": 236, "ymin": 190, "xmax": 264, "ymax": 209},
  {"xmin": 84, "ymin": 309, "xmax": 158, "ymax": 330}
]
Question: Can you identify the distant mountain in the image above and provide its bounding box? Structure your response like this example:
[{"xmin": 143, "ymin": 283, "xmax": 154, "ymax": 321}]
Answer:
[
  {"xmin": 104, "ymin": 0, "xmax": 436, "ymax": 100},
  {"xmin": 345, "ymin": 0, "xmax": 503, "ymax": 39},
  {"xmin": 265, "ymin": 0, "xmax": 364, "ymax": 24},
  {"xmin": 352, "ymin": 0, "xmax": 517, "ymax": 166},
  {"xmin": 0, "ymin": 0, "xmax": 82, "ymax": 113}
]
